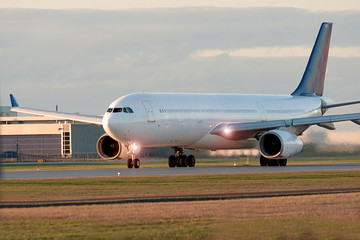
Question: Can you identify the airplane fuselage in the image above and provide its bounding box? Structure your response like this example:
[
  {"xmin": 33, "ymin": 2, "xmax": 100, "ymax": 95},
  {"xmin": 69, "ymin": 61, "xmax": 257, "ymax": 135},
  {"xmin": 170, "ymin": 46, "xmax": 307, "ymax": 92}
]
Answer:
[{"xmin": 103, "ymin": 93, "xmax": 324, "ymax": 150}]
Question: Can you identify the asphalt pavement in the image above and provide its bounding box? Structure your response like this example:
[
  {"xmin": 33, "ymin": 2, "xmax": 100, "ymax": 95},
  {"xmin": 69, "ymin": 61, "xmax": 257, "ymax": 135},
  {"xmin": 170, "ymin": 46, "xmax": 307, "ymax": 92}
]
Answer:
[{"xmin": 2, "ymin": 163, "xmax": 360, "ymax": 179}]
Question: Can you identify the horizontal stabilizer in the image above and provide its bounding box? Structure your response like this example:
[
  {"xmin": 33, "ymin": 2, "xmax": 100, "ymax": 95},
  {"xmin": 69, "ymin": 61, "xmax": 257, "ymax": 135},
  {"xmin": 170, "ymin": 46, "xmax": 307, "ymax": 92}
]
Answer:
[{"xmin": 322, "ymin": 100, "xmax": 360, "ymax": 109}]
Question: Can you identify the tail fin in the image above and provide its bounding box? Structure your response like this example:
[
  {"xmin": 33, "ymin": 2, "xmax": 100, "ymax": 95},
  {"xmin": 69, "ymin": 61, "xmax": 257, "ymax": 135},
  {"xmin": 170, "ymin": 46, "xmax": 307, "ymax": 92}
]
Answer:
[
  {"xmin": 10, "ymin": 94, "xmax": 19, "ymax": 107},
  {"xmin": 291, "ymin": 22, "xmax": 332, "ymax": 96}
]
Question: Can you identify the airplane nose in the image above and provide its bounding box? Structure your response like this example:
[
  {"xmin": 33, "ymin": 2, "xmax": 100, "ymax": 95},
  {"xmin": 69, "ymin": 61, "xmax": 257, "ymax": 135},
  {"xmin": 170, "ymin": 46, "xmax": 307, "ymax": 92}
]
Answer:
[
  {"xmin": 102, "ymin": 113, "xmax": 115, "ymax": 137},
  {"xmin": 103, "ymin": 112, "xmax": 126, "ymax": 142}
]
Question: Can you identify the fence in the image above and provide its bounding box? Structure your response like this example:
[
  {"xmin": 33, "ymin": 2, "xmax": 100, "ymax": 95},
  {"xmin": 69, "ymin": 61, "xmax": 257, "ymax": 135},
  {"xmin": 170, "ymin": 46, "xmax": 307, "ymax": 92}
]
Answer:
[{"xmin": 1, "ymin": 152, "xmax": 101, "ymax": 163}]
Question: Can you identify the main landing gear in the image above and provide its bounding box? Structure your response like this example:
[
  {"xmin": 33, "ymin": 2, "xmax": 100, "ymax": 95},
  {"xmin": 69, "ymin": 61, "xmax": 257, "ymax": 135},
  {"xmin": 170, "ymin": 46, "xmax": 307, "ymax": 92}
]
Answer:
[
  {"xmin": 260, "ymin": 155, "xmax": 287, "ymax": 166},
  {"xmin": 168, "ymin": 147, "xmax": 196, "ymax": 168}
]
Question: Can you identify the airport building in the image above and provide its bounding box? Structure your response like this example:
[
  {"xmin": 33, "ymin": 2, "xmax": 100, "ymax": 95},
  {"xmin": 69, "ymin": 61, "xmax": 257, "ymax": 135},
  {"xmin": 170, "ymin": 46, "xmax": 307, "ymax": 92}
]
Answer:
[{"xmin": 0, "ymin": 107, "xmax": 105, "ymax": 161}]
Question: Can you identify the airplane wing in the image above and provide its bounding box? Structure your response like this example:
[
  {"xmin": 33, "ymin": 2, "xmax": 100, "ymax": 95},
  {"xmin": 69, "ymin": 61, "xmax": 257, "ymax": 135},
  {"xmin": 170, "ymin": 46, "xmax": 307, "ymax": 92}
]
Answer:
[
  {"xmin": 9, "ymin": 94, "xmax": 103, "ymax": 125},
  {"xmin": 210, "ymin": 112, "xmax": 360, "ymax": 140}
]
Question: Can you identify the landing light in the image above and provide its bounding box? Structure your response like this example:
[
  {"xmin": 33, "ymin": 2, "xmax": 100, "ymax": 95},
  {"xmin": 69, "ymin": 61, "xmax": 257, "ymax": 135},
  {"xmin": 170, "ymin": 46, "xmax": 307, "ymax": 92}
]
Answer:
[
  {"xmin": 224, "ymin": 127, "xmax": 231, "ymax": 135},
  {"xmin": 129, "ymin": 142, "xmax": 141, "ymax": 154}
]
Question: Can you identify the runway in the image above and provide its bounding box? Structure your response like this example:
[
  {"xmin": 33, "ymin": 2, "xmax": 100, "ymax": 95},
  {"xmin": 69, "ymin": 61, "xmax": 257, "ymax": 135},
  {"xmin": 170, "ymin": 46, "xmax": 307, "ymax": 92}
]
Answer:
[{"xmin": 2, "ymin": 163, "xmax": 360, "ymax": 179}]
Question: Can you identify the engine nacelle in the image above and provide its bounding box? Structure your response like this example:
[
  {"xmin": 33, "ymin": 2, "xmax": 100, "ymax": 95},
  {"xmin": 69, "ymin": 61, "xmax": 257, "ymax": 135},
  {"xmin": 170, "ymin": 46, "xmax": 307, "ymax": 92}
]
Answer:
[
  {"xmin": 259, "ymin": 130, "xmax": 303, "ymax": 159},
  {"xmin": 96, "ymin": 134, "xmax": 128, "ymax": 160}
]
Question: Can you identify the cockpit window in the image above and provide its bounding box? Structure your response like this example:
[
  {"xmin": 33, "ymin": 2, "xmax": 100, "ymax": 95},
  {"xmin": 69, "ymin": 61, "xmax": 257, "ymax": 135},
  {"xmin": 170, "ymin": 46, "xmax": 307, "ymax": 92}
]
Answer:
[
  {"xmin": 109, "ymin": 107, "xmax": 134, "ymax": 113},
  {"xmin": 113, "ymin": 108, "xmax": 122, "ymax": 113}
]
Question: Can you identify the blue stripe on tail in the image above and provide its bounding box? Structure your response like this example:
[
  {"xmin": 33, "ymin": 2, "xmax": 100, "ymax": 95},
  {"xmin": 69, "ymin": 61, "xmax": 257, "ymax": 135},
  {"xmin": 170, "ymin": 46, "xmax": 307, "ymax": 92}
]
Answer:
[{"xmin": 291, "ymin": 22, "xmax": 332, "ymax": 97}]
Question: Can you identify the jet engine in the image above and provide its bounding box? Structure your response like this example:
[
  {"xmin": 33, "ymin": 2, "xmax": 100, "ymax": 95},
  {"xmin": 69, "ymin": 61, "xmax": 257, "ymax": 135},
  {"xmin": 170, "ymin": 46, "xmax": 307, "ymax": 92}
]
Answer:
[
  {"xmin": 259, "ymin": 130, "xmax": 303, "ymax": 159},
  {"xmin": 96, "ymin": 134, "xmax": 128, "ymax": 160}
]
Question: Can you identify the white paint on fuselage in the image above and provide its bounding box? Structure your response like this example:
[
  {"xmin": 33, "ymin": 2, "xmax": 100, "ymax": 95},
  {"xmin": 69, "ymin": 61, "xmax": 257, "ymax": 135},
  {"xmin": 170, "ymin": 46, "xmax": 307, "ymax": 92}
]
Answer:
[{"xmin": 102, "ymin": 93, "xmax": 323, "ymax": 150}]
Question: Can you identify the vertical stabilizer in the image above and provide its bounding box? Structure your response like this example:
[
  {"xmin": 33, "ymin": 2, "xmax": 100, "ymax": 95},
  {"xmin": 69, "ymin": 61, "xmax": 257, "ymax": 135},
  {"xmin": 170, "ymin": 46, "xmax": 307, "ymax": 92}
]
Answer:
[
  {"xmin": 10, "ymin": 94, "xmax": 19, "ymax": 107},
  {"xmin": 291, "ymin": 22, "xmax": 332, "ymax": 96}
]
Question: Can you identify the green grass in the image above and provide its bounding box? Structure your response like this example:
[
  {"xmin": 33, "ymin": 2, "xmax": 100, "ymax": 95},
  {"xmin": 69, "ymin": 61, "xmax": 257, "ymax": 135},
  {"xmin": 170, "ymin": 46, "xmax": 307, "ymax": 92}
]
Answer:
[
  {"xmin": 1, "ymin": 171, "xmax": 360, "ymax": 202},
  {"xmin": 215, "ymin": 217, "xmax": 360, "ymax": 240},
  {"xmin": 0, "ymin": 219, "xmax": 215, "ymax": 240}
]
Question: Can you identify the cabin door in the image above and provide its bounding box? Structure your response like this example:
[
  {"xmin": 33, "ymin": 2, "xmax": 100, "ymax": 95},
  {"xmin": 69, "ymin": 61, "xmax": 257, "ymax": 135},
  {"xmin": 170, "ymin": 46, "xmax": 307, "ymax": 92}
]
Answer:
[{"xmin": 142, "ymin": 101, "xmax": 156, "ymax": 122}]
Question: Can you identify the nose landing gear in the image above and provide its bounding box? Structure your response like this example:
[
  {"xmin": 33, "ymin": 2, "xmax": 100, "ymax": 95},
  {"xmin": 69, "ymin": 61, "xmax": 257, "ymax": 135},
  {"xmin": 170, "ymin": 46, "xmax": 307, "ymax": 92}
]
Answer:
[
  {"xmin": 168, "ymin": 147, "xmax": 196, "ymax": 168},
  {"xmin": 127, "ymin": 156, "xmax": 140, "ymax": 169},
  {"xmin": 127, "ymin": 143, "xmax": 141, "ymax": 169}
]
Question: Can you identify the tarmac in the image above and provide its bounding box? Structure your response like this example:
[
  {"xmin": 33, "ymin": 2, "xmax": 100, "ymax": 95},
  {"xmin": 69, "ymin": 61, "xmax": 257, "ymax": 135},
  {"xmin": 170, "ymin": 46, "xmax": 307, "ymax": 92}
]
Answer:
[{"xmin": 2, "ymin": 163, "xmax": 360, "ymax": 179}]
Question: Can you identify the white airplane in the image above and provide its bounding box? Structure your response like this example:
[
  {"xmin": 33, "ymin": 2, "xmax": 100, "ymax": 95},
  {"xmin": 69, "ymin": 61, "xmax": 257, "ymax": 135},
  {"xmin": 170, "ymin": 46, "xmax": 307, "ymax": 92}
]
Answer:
[{"xmin": 10, "ymin": 22, "xmax": 360, "ymax": 168}]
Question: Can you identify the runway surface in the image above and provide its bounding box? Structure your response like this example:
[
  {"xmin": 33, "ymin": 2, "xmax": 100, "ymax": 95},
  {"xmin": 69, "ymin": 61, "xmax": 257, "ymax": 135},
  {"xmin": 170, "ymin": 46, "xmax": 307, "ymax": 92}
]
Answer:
[{"xmin": 2, "ymin": 163, "xmax": 360, "ymax": 179}]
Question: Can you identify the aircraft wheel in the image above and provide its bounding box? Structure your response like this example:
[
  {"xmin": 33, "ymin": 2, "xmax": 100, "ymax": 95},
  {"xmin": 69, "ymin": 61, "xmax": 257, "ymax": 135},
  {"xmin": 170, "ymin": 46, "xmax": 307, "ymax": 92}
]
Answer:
[
  {"xmin": 187, "ymin": 155, "xmax": 196, "ymax": 167},
  {"xmin": 279, "ymin": 159, "xmax": 287, "ymax": 166},
  {"xmin": 134, "ymin": 158, "xmax": 140, "ymax": 168},
  {"xmin": 179, "ymin": 155, "xmax": 187, "ymax": 167},
  {"xmin": 127, "ymin": 158, "xmax": 133, "ymax": 169},
  {"xmin": 268, "ymin": 159, "xmax": 279, "ymax": 166},
  {"xmin": 168, "ymin": 155, "xmax": 176, "ymax": 168},
  {"xmin": 260, "ymin": 156, "xmax": 268, "ymax": 166},
  {"xmin": 176, "ymin": 156, "xmax": 181, "ymax": 167}
]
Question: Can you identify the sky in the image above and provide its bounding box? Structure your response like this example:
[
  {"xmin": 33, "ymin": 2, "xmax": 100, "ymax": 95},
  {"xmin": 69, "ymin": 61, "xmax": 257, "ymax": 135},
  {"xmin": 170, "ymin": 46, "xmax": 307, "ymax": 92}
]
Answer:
[
  {"xmin": 1, "ymin": 1, "xmax": 360, "ymax": 137},
  {"xmin": 1, "ymin": 0, "xmax": 360, "ymax": 12}
]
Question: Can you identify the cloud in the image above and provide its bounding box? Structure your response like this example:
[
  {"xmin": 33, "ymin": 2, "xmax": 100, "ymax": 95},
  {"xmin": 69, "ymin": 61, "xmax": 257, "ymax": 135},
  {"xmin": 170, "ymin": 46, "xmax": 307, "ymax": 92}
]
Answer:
[
  {"xmin": 190, "ymin": 46, "xmax": 360, "ymax": 58},
  {"xmin": 114, "ymin": 52, "xmax": 160, "ymax": 66},
  {"xmin": 329, "ymin": 47, "xmax": 360, "ymax": 58}
]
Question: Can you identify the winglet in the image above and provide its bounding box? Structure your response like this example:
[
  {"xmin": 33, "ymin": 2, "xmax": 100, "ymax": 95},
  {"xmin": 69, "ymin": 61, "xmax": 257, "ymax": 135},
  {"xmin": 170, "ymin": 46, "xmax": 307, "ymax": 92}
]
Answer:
[
  {"xmin": 292, "ymin": 22, "xmax": 332, "ymax": 97},
  {"xmin": 10, "ymin": 94, "xmax": 19, "ymax": 107}
]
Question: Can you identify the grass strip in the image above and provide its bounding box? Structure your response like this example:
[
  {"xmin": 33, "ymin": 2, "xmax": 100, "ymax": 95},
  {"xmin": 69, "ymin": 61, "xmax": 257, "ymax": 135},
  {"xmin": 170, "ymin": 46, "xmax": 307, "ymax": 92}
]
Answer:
[
  {"xmin": 1, "ymin": 170, "xmax": 360, "ymax": 207},
  {"xmin": 3, "ymin": 217, "xmax": 358, "ymax": 240},
  {"xmin": 1, "ymin": 193, "xmax": 360, "ymax": 239}
]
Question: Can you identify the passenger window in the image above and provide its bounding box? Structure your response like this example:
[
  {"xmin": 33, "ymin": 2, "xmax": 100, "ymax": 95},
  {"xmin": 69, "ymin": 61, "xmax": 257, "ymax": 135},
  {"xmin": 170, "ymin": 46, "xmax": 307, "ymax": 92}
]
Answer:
[
  {"xmin": 107, "ymin": 108, "xmax": 113, "ymax": 113},
  {"xmin": 113, "ymin": 108, "xmax": 122, "ymax": 113},
  {"xmin": 127, "ymin": 107, "xmax": 134, "ymax": 113}
]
